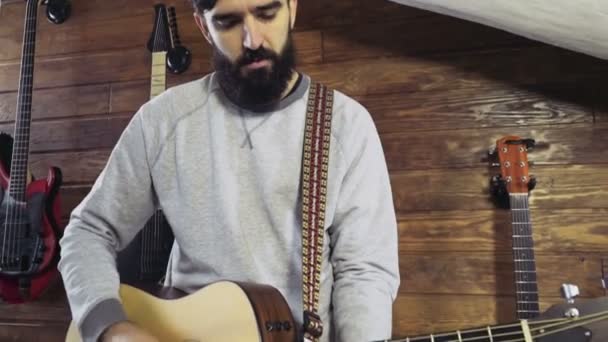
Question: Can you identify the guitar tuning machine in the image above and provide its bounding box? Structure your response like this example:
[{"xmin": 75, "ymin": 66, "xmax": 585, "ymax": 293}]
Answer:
[
  {"xmin": 528, "ymin": 176, "xmax": 536, "ymax": 191},
  {"xmin": 561, "ymin": 283, "xmax": 580, "ymax": 304},
  {"xmin": 42, "ymin": 0, "xmax": 71, "ymax": 24}
]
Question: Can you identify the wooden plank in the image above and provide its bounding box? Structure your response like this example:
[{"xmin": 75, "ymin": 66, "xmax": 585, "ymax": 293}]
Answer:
[
  {"xmin": 110, "ymin": 80, "xmax": 150, "ymax": 114},
  {"xmin": 391, "ymin": 165, "xmax": 608, "ymax": 211},
  {"xmin": 301, "ymin": 46, "xmax": 608, "ymax": 97},
  {"xmin": 297, "ymin": 0, "xmax": 432, "ymax": 30},
  {"xmin": 0, "ymin": 0, "xmax": 196, "ymax": 61},
  {"xmin": 0, "ymin": 277, "xmax": 70, "ymax": 323},
  {"xmin": 359, "ymin": 85, "xmax": 594, "ymax": 133},
  {"xmin": 30, "ymin": 150, "xmax": 111, "ymax": 185},
  {"xmin": 397, "ymin": 209, "xmax": 608, "ymax": 253},
  {"xmin": 381, "ymin": 123, "xmax": 608, "ymax": 171},
  {"xmin": 399, "ymin": 252, "xmax": 605, "ymax": 297},
  {"xmin": 60, "ymin": 185, "xmax": 91, "ymax": 219},
  {"xmin": 392, "ymin": 294, "xmax": 571, "ymax": 336},
  {"xmin": 0, "ymin": 116, "xmax": 131, "ymax": 153},
  {"xmin": 0, "ymin": 84, "xmax": 110, "ymax": 123},
  {"xmin": 0, "ymin": 324, "xmax": 69, "ymax": 342},
  {"xmin": 0, "ymin": 28, "xmax": 321, "ymax": 93},
  {"xmin": 323, "ymin": 14, "xmax": 537, "ymax": 63}
]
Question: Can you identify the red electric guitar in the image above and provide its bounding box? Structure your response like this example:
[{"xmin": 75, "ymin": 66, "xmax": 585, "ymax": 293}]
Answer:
[{"xmin": 0, "ymin": 0, "xmax": 64, "ymax": 303}]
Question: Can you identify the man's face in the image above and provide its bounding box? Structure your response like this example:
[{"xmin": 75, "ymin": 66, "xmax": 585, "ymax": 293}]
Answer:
[{"xmin": 195, "ymin": 0, "xmax": 298, "ymax": 107}]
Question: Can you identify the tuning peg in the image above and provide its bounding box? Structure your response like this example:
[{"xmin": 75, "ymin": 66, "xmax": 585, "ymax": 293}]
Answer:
[
  {"xmin": 561, "ymin": 283, "xmax": 580, "ymax": 304},
  {"xmin": 44, "ymin": 0, "xmax": 71, "ymax": 25},
  {"xmin": 523, "ymin": 139, "xmax": 536, "ymax": 150},
  {"xmin": 528, "ymin": 176, "xmax": 536, "ymax": 191},
  {"xmin": 490, "ymin": 175, "xmax": 506, "ymax": 195},
  {"xmin": 488, "ymin": 147, "xmax": 497, "ymax": 156}
]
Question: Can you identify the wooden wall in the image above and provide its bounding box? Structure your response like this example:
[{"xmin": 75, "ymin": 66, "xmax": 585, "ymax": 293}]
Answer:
[{"xmin": 1, "ymin": 0, "xmax": 607, "ymax": 340}]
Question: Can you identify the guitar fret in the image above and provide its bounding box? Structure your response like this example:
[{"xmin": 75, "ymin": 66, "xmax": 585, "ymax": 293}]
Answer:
[
  {"xmin": 487, "ymin": 326, "xmax": 493, "ymax": 342},
  {"xmin": 521, "ymin": 320, "xmax": 533, "ymax": 342}
]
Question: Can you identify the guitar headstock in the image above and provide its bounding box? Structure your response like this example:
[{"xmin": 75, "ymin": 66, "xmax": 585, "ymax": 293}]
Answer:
[
  {"xmin": 490, "ymin": 135, "xmax": 536, "ymax": 198},
  {"xmin": 147, "ymin": 4, "xmax": 171, "ymax": 53},
  {"xmin": 532, "ymin": 296, "xmax": 608, "ymax": 342}
]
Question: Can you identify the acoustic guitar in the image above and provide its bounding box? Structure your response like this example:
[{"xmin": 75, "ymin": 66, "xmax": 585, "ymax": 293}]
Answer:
[
  {"xmin": 490, "ymin": 136, "xmax": 540, "ymax": 319},
  {"xmin": 63, "ymin": 281, "xmax": 608, "ymax": 342},
  {"xmin": 0, "ymin": 0, "xmax": 65, "ymax": 304}
]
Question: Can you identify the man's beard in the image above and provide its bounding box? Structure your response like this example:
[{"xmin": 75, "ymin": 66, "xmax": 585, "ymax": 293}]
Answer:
[{"xmin": 213, "ymin": 34, "xmax": 296, "ymax": 109}]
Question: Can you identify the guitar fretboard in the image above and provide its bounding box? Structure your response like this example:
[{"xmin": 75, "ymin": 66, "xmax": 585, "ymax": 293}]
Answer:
[
  {"xmin": 509, "ymin": 193, "xmax": 540, "ymax": 319},
  {"xmin": 150, "ymin": 52, "xmax": 167, "ymax": 98},
  {"xmin": 9, "ymin": 0, "xmax": 38, "ymax": 202}
]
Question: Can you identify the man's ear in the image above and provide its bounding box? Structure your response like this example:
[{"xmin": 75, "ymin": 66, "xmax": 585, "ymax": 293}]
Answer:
[
  {"xmin": 289, "ymin": 0, "xmax": 297, "ymax": 29},
  {"xmin": 194, "ymin": 12, "xmax": 213, "ymax": 45}
]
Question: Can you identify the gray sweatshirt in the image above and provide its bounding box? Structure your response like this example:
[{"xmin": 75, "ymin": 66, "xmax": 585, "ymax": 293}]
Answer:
[{"xmin": 58, "ymin": 73, "xmax": 400, "ymax": 342}]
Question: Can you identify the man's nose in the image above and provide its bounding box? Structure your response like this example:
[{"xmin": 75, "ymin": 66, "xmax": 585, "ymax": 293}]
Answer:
[{"xmin": 243, "ymin": 17, "xmax": 263, "ymax": 50}]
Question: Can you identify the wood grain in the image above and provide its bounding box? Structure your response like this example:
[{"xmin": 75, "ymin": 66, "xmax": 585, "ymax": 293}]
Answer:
[
  {"xmin": 397, "ymin": 209, "xmax": 608, "ymax": 253},
  {"xmin": 391, "ymin": 165, "xmax": 608, "ymax": 211},
  {"xmin": 381, "ymin": 123, "xmax": 608, "ymax": 171},
  {"xmin": 323, "ymin": 14, "xmax": 537, "ymax": 63},
  {"xmin": 360, "ymin": 85, "xmax": 595, "ymax": 133},
  {"xmin": 398, "ymin": 252, "xmax": 605, "ymax": 297}
]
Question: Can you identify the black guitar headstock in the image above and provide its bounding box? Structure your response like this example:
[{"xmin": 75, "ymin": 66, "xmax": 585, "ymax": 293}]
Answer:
[{"xmin": 147, "ymin": 4, "xmax": 172, "ymax": 53}]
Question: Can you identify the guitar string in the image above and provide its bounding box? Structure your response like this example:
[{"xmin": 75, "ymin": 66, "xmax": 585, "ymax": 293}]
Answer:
[
  {"xmin": 5, "ymin": 0, "xmax": 36, "ymax": 269},
  {"xmin": 391, "ymin": 310, "xmax": 608, "ymax": 342}
]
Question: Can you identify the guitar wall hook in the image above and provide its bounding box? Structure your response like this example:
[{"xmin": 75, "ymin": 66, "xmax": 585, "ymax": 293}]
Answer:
[
  {"xmin": 167, "ymin": 6, "xmax": 192, "ymax": 74},
  {"xmin": 42, "ymin": 0, "xmax": 71, "ymax": 24}
]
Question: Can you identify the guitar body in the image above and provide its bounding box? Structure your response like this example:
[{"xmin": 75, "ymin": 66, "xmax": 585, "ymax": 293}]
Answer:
[
  {"xmin": 0, "ymin": 134, "xmax": 63, "ymax": 303},
  {"xmin": 64, "ymin": 281, "xmax": 297, "ymax": 342}
]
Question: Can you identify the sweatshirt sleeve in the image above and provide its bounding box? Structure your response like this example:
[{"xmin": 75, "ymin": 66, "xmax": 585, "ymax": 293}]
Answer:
[
  {"xmin": 329, "ymin": 102, "xmax": 400, "ymax": 342},
  {"xmin": 58, "ymin": 109, "xmax": 157, "ymax": 342}
]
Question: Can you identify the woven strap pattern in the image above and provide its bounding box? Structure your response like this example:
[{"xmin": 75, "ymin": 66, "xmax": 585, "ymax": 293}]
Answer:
[{"xmin": 301, "ymin": 83, "xmax": 333, "ymax": 342}]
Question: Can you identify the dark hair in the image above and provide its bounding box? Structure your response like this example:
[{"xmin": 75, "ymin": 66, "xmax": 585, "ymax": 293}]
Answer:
[
  {"xmin": 192, "ymin": 0, "xmax": 290, "ymax": 13},
  {"xmin": 192, "ymin": 0, "xmax": 217, "ymax": 12}
]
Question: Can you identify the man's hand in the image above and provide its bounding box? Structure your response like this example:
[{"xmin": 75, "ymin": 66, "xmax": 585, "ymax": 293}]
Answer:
[{"xmin": 101, "ymin": 321, "xmax": 160, "ymax": 342}]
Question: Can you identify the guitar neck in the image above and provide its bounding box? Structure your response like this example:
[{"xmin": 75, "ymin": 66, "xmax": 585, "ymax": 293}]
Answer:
[
  {"xmin": 385, "ymin": 320, "xmax": 531, "ymax": 342},
  {"xmin": 9, "ymin": 0, "xmax": 39, "ymax": 202},
  {"xmin": 150, "ymin": 51, "xmax": 167, "ymax": 99},
  {"xmin": 509, "ymin": 193, "xmax": 540, "ymax": 319}
]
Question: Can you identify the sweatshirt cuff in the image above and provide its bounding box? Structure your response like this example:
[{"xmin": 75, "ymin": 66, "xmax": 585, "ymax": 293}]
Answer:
[{"xmin": 80, "ymin": 298, "xmax": 128, "ymax": 342}]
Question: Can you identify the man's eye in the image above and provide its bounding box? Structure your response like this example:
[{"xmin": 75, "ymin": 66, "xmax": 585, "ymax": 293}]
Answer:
[
  {"xmin": 257, "ymin": 11, "xmax": 277, "ymax": 21},
  {"xmin": 215, "ymin": 18, "xmax": 240, "ymax": 29}
]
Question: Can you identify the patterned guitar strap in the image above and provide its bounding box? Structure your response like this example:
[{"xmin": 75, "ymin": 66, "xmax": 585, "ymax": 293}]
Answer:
[{"xmin": 301, "ymin": 82, "xmax": 333, "ymax": 342}]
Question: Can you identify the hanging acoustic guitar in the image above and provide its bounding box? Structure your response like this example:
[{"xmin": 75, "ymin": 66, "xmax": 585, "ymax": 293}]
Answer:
[
  {"xmin": 116, "ymin": 4, "xmax": 175, "ymax": 285},
  {"xmin": 0, "ymin": 0, "xmax": 70, "ymax": 303},
  {"xmin": 490, "ymin": 135, "xmax": 540, "ymax": 319}
]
